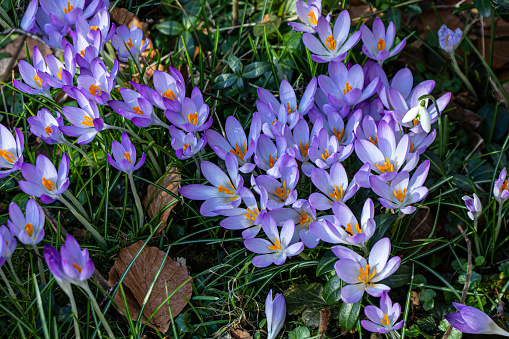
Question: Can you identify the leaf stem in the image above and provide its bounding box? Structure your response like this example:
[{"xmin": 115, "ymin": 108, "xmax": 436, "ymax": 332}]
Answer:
[
  {"xmin": 31, "ymin": 244, "xmax": 47, "ymax": 285},
  {"xmin": 128, "ymin": 173, "xmax": 144, "ymax": 229}
]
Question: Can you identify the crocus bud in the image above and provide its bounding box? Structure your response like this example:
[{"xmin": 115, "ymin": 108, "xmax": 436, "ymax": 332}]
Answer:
[
  {"xmin": 462, "ymin": 193, "xmax": 482, "ymax": 221},
  {"xmin": 438, "ymin": 24, "xmax": 462, "ymax": 54},
  {"xmin": 445, "ymin": 302, "xmax": 509, "ymax": 336},
  {"xmin": 265, "ymin": 290, "xmax": 286, "ymax": 339},
  {"xmin": 494, "ymin": 168, "xmax": 509, "ymax": 205}
]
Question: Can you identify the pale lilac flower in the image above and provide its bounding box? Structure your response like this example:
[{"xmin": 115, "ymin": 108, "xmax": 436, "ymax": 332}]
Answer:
[
  {"xmin": 265, "ymin": 290, "xmax": 286, "ymax": 339},
  {"xmin": 28, "ymin": 109, "xmax": 66, "ymax": 144},
  {"xmin": 75, "ymin": 57, "xmax": 119, "ymax": 105},
  {"xmin": 361, "ymin": 18, "xmax": 406, "ymax": 65},
  {"xmin": 169, "ymin": 126, "xmax": 207, "ymax": 160},
  {"xmin": 289, "ymin": 117, "xmax": 322, "ymax": 176},
  {"xmin": 165, "ymin": 87, "xmax": 212, "ymax": 133},
  {"xmin": 408, "ymin": 130, "xmax": 436, "ymax": 155},
  {"xmin": 462, "ymin": 193, "xmax": 482, "ymax": 221},
  {"xmin": 0, "ymin": 124, "xmax": 24, "ymax": 179},
  {"xmin": 111, "ymin": 25, "xmax": 149, "ymax": 62},
  {"xmin": 354, "ymin": 115, "xmax": 379, "ymax": 145},
  {"xmin": 307, "ymin": 128, "xmax": 354, "ymax": 170},
  {"xmin": 324, "ymin": 107, "xmax": 361, "ymax": 146},
  {"xmin": 368, "ymin": 65, "xmax": 417, "ymax": 110},
  {"xmin": 45, "ymin": 44, "xmax": 76, "ymax": 87},
  {"xmin": 333, "ymin": 238, "xmax": 401, "ymax": 303},
  {"xmin": 288, "ymin": 0, "xmax": 325, "ymax": 33},
  {"xmin": 13, "ymin": 46, "xmax": 52, "ymax": 97},
  {"xmin": 438, "ymin": 25, "xmax": 463, "ymax": 54},
  {"xmin": 445, "ymin": 303, "xmax": 509, "ymax": 336},
  {"xmin": 0, "ymin": 226, "xmax": 17, "ymax": 265},
  {"xmin": 107, "ymin": 133, "xmax": 146, "ymax": 173},
  {"xmin": 19, "ymin": 153, "xmax": 70, "ymax": 204},
  {"xmin": 494, "ymin": 168, "xmax": 509, "ymax": 204},
  {"xmin": 8, "ymin": 199, "xmax": 45, "ymax": 245},
  {"xmin": 76, "ymin": 8, "xmax": 115, "ymax": 44},
  {"xmin": 361, "ymin": 291, "xmax": 404, "ymax": 333},
  {"xmin": 65, "ymin": 30, "xmax": 102, "ymax": 74},
  {"xmin": 131, "ymin": 68, "xmax": 186, "ymax": 111},
  {"xmin": 302, "ymin": 12, "xmax": 361, "ymax": 63},
  {"xmin": 357, "ymin": 98, "xmax": 384, "ymax": 121},
  {"xmin": 20, "ymin": 0, "xmax": 40, "ymax": 33},
  {"xmin": 370, "ymin": 160, "xmax": 430, "ymax": 214},
  {"xmin": 39, "ymin": 0, "xmax": 105, "ymax": 31},
  {"xmin": 244, "ymin": 214, "xmax": 304, "ymax": 267},
  {"xmin": 254, "ymin": 134, "xmax": 287, "ymax": 177},
  {"xmin": 179, "ymin": 153, "xmax": 243, "ymax": 216}
]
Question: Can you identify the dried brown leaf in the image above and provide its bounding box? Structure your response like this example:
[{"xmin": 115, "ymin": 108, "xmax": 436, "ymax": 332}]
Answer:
[
  {"xmin": 109, "ymin": 6, "xmax": 135, "ymax": 26},
  {"xmin": 142, "ymin": 167, "xmax": 181, "ymax": 234},
  {"xmin": 230, "ymin": 328, "xmax": 252, "ymax": 339},
  {"xmin": 108, "ymin": 241, "xmax": 192, "ymax": 333}
]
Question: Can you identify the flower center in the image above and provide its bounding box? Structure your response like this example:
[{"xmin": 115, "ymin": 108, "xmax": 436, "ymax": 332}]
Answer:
[
  {"xmin": 89, "ymin": 84, "xmax": 102, "ymax": 96},
  {"xmin": 412, "ymin": 117, "xmax": 419, "ymax": 126},
  {"xmin": 501, "ymin": 179, "xmax": 508, "ymax": 192},
  {"xmin": 63, "ymin": 1, "xmax": 74, "ymax": 14},
  {"xmin": 244, "ymin": 207, "xmax": 260, "ymax": 222},
  {"xmin": 444, "ymin": 34, "xmax": 450, "ymax": 47},
  {"xmin": 0, "ymin": 149, "xmax": 15, "ymax": 163},
  {"xmin": 25, "ymin": 223, "xmax": 33, "ymax": 238},
  {"xmin": 45, "ymin": 126, "xmax": 53, "ymax": 135},
  {"xmin": 188, "ymin": 112, "xmax": 198, "ymax": 125},
  {"xmin": 307, "ymin": 11, "xmax": 317, "ymax": 25},
  {"xmin": 124, "ymin": 152, "xmax": 131, "ymax": 162},
  {"xmin": 34, "ymin": 74, "xmax": 43, "ymax": 88},
  {"xmin": 286, "ymin": 102, "xmax": 298, "ymax": 114},
  {"xmin": 230, "ymin": 142, "xmax": 248, "ymax": 162},
  {"xmin": 394, "ymin": 188, "xmax": 407, "ymax": 203},
  {"xmin": 127, "ymin": 38, "xmax": 134, "ymax": 49},
  {"xmin": 268, "ymin": 238, "xmax": 282, "ymax": 252},
  {"xmin": 57, "ymin": 68, "xmax": 62, "ymax": 80},
  {"xmin": 325, "ymin": 35, "xmax": 336, "ymax": 51},
  {"xmin": 218, "ymin": 182, "xmax": 236, "ymax": 195},
  {"xmin": 90, "ymin": 26, "xmax": 98, "ymax": 31},
  {"xmin": 42, "ymin": 177, "xmax": 55, "ymax": 191},
  {"xmin": 381, "ymin": 313, "xmax": 390, "ymax": 326},
  {"xmin": 377, "ymin": 38, "xmax": 385, "ymax": 52},
  {"xmin": 299, "ymin": 141, "xmax": 309, "ymax": 159},
  {"xmin": 268, "ymin": 153, "xmax": 277, "ymax": 168},
  {"xmin": 342, "ymin": 81, "xmax": 353, "ymax": 95},
  {"xmin": 369, "ymin": 136, "xmax": 377, "ymax": 145},
  {"xmin": 80, "ymin": 50, "xmax": 85, "ymax": 58},
  {"xmin": 182, "ymin": 143, "xmax": 189, "ymax": 151},
  {"xmin": 375, "ymin": 157, "xmax": 395, "ymax": 173},
  {"xmin": 321, "ymin": 149, "xmax": 330, "ymax": 161},
  {"xmin": 81, "ymin": 116, "xmax": 94, "ymax": 127},
  {"xmin": 333, "ymin": 127, "xmax": 344, "ymax": 141},
  {"xmin": 273, "ymin": 181, "xmax": 290, "ymax": 201},
  {"xmin": 132, "ymin": 106, "xmax": 144, "ymax": 115},
  {"xmin": 358, "ymin": 264, "xmax": 376, "ymax": 283},
  {"xmin": 329, "ymin": 183, "xmax": 343, "ymax": 201},
  {"xmin": 299, "ymin": 212, "xmax": 314, "ymax": 228},
  {"xmin": 161, "ymin": 89, "xmax": 177, "ymax": 100},
  {"xmin": 72, "ymin": 263, "xmax": 82, "ymax": 273},
  {"xmin": 345, "ymin": 222, "xmax": 362, "ymax": 237}
]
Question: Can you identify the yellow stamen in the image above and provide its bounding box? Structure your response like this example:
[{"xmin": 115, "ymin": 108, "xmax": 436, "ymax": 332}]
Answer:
[
  {"xmin": 412, "ymin": 118, "xmax": 419, "ymax": 126},
  {"xmin": 325, "ymin": 35, "xmax": 336, "ymax": 51},
  {"xmin": 321, "ymin": 149, "xmax": 330, "ymax": 161},
  {"xmin": 57, "ymin": 68, "xmax": 62, "ymax": 80},
  {"xmin": 132, "ymin": 106, "xmax": 144, "ymax": 115},
  {"xmin": 124, "ymin": 152, "xmax": 131, "ymax": 162},
  {"xmin": 286, "ymin": 103, "xmax": 298, "ymax": 114},
  {"xmin": 344, "ymin": 222, "xmax": 362, "ymax": 237},
  {"xmin": 299, "ymin": 212, "xmax": 314, "ymax": 227},
  {"xmin": 0, "ymin": 149, "xmax": 15, "ymax": 163},
  {"xmin": 268, "ymin": 238, "xmax": 282, "ymax": 252},
  {"xmin": 308, "ymin": 11, "xmax": 317, "ymax": 25},
  {"xmin": 299, "ymin": 141, "xmax": 309, "ymax": 158},
  {"xmin": 375, "ymin": 157, "xmax": 394, "ymax": 173},
  {"xmin": 328, "ymin": 184, "xmax": 343, "ymax": 201},
  {"xmin": 333, "ymin": 127, "xmax": 344, "ymax": 141},
  {"xmin": 230, "ymin": 142, "xmax": 248, "ymax": 161},
  {"xmin": 72, "ymin": 263, "xmax": 82, "ymax": 273},
  {"xmin": 89, "ymin": 84, "xmax": 102, "ymax": 96},
  {"xmin": 127, "ymin": 38, "xmax": 134, "ymax": 49},
  {"xmin": 409, "ymin": 142, "xmax": 415, "ymax": 153},
  {"xmin": 161, "ymin": 89, "xmax": 177, "ymax": 100},
  {"xmin": 218, "ymin": 182, "xmax": 236, "ymax": 195},
  {"xmin": 381, "ymin": 314, "xmax": 390, "ymax": 326},
  {"xmin": 369, "ymin": 136, "xmax": 377, "ymax": 145},
  {"xmin": 81, "ymin": 116, "xmax": 94, "ymax": 127},
  {"xmin": 358, "ymin": 264, "xmax": 376, "ymax": 283},
  {"xmin": 188, "ymin": 112, "xmax": 198, "ymax": 125},
  {"xmin": 273, "ymin": 181, "xmax": 290, "ymax": 201},
  {"xmin": 342, "ymin": 81, "xmax": 353, "ymax": 95},
  {"xmin": 394, "ymin": 188, "xmax": 407, "ymax": 203},
  {"xmin": 45, "ymin": 126, "xmax": 53, "ymax": 135},
  {"xmin": 183, "ymin": 143, "xmax": 189, "ymax": 151},
  {"xmin": 25, "ymin": 223, "xmax": 33, "ymax": 238},
  {"xmin": 377, "ymin": 38, "xmax": 385, "ymax": 52},
  {"xmin": 90, "ymin": 26, "xmax": 98, "ymax": 31},
  {"xmin": 34, "ymin": 74, "xmax": 43, "ymax": 88},
  {"xmin": 268, "ymin": 153, "xmax": 277, "ymax": 168},
  {"xmin": 63, "ymin": 1, "xmax": 74, "ymax": 14},
  {"xmin": 80, "ymin": 50, "xmax": 85, "ymax": 58},
  {"xmin": 244, "ymin": 207, "xmax": 260, "ymax": 222},
  {"xmin": 42, "ymin": 177, "xmax": 55, "ymax": 191},
  {"xmin": 501, "ymin": 180, "xmax": 508, "ymax": 192}
]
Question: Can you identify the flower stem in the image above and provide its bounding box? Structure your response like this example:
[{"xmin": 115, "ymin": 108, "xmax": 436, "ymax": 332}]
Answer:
[
  {"xmin": 66, "ymin": 287, "xmax": 81, "ymax": 339},
  {"xmin": 6, "ymin": 258, "xmax": 28, "ymax": 298},
  {"xmin": 63, "ymin": 190, "xmax": 91, "ymax": 221},
  {"xmin": 128, "ymin": 173, "xmax": 144, "ymax": 229},
  {"xmin": 63, "ymin": 140, "xmax": 98, "ymax": 170},
  {"xmin": 473, "ymin": 218, "xmax": 481, "ymax": 258},
  {"xmin": 494, "ymin": 203, "xmax": 504, "ymax": 245},
  {"xmin": 450, "ymin": 53, "xmax": 478, "ymax": 100},
  {"xmin": 31, "ymin": 244, "xmax": 47, "ymax": 285},
  {"xmin": 0, "ymin": 266, "xmax": 17, "ymax": 299},
  {"xmin": 57, "ymin": 196, "xmax": 107, "ymax": 248},
  {"xmin": 191, "ymin": 155, "xmax": 201, "ymax": 179},
  {"xmin": 83, "ymin": 283, "xmax": 116, "ymax": 339}
]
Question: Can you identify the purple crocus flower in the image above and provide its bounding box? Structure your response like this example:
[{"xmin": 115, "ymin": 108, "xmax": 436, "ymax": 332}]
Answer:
[
  {"xmin": 253, "ymin": 134, "xmax": 287, "ymax": 177},
  {"xmin": 108, "ymin": 88, "xmax": 169, "ymax": 128},
  {"xmin": 244, "ymin": 214, "xmax": 304, "ymax": 267},
  {"xmin": 408, "ymin": 129, "xmax": 436, "ymax": 155},
  {"xmin": 288, "ymin": 0, "xmax": 325, "ymax": 33},
  {"xmin": 76, "ymin": 8, "xmax": 115, "ymax": 44},
  {"xmin": 361, "ymin": 291, "xmax": 404, "ymax": 333},
  {"xmin": 13, "ymin": 45, "xmax": 52, "ymax": 98},
  {"xmin": 445, "ymin": 303, "xmax": 509, "ymax": 336},
  {"xmin": 28, "ymin": 109, "xmax": 66, "ymax": 144},
  {"xmin": 0, "ymin": 225, "xmax": 17, "ymax": 265},
  {"xmin": 494, "ymin": 168, "xmax": 509, "ymax": 204},
  {"xmin": 169, "ymin": 126, "xmax": 207, "ymax": 160},
  {"xmin": 75, "ymin": 57, "xmax": 119, "ymax": 105},
  {"xmin": 111, "ymin": 25, "xmax": 149, "ymax": 62},
  {"xmin": 310, "ymin": 199, "xmax": 375, "ymax": 249},
  {"xmin": 324, "ymin": 108, "xmax": 361, "ymax": 147},
  {"xmin": 165, "ymin": 87, "xmax": 212, "ymax": 133},
  {"xmin": 19, "ymin": 153, "xmax": 70, "ymax": 204},
  {"xmin": 45, "ymin": 44, "xmax": 76, "ymax": 87},
  {"xmin": 333, "ymin": 237, "xmax": 401, "ymax": 303},
  {"xmin": 0, "ymin": 124, "xmax": 24, "ymax": 179},
  {"xmin": 289, "ymin": 117, "xmax": 323, "ymax": 176},
  {"xmin": 370, "ymin": 160, "xmax": 430, "ymax": 215},
  {"xmin": 131, "ymin": 68, "xmax": 186, "ymax": 111},
  {"xmin": 319, "ymin": 62, "xmax": 380, "ymax": 109},
  {"xmin": 39, "ymin": 0, "xmax": 104, "ymax": 31},
  {"xmin": 180, "ymin": 153, "xmax": 243, "ymax": 216},
  {"xmin": 361, "ymin": 18, "xmax": 406, "ymax": 65},
  {"xmin": 44, "ymin": 234, "xmax": 94, "ymax": 286},
  {"xmin": 65, "ymin": 30, "xmax": 102, "ymax": 74},
  {"xmin": 354, "ymin": 115, "xmax": 379, "ymax": 145},
  {"xmin": 309, "ymin": 162, "xmax": 359, "ymax": 210},
  {"xmin": 307, "ymin": 128, "xmax": 354, "ymax": 170},
  {"xmin": 107, "ymin": 132, "xmax": 146, "ymax": 174},
  {"xmin": 205, "ymin": 115, "xmax": 260, "ymax": 173},
  {"xmin": 462, "ymin": 193, "xmax": 482, "ymax": 221},
  {"xmin": 438, "ymin": 25, "xmax": 463, "ymax": 54},
  {"xmin": 265, "ymin": 290, "xmax": 286, "ymax": 339},
  {"xmin": 20, "ymin": 0, "xmax": 40, "ymax": 33},
  {"xmin": 302, "ymin": 11, "xmax": 361, "ymax": 63},
  {"xmin": 8, "ymin": 199, "xmax": 45, "ymax": 245}
]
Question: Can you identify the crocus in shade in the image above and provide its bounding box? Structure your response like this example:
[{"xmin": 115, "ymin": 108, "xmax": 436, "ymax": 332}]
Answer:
[
  {"xmin": 302, "ymin": 12, "xmax": 361, "ymax": 63},
  {"xmin": 333, "ymin": 237, "xmax": 401, "ymax": 303},
  {"xmin": 13, "ymin": 46, "xmax": 52, "ymax": 98},
  {"xmin": 75, "ymin": 57, "xmax": 119, "ymax": 105},
  {"xmin": 309, "ymin": 162, "xmax": 359, "ymax": 210},
  {"xmin": 0, "ymin": 225, "xmax": 17, "ymax": 265},
  {"xmin": 28, "ymin": 108, "xmax": 66, "ymax": 144},
  {"xmin": 370, "ymin": 160, "xmax": 430, "ymax": 214},
  {"xmin": 462, "ymin": 193, "xmax": 482, "ymax": 221},
  {"xmin": 289, "ymin": 0, "xmax": 324, "ymax": 33},
  {"xmin": 179, "ymin": 153, "xmax": 243, "ymax": 216},
  {"xmin": 445, "ymin": 303, "xmax": 509, "ymax": 336},
  {"xmin": 0, "ymin": 124, "xmax": 24, "ymax": 179},
  {"xmin": 494, "ymin": 168, "xmax": 509, "ymax": 204},
  {"xmin": 361, "ymin": 291, "xmax": 404, "ymax": 333},
  {"xmin": 408, "ymin": 129, "xmax": 436, "ymax": 155},
  {"xmin": 44, "ymin": 234, "xmax": 94, "ymax": 286},
  {"xmin": 361, "ymin": 18, "xmax": 406, "ymax": 65},
  {"xmin": 107, "ymin": 133, "xmax": 146, "ymax": 174},
  {"xmin": 20, "ymin": 0, "xmax": 39, "ymax": 33},
  {"xmin": 438, "ymin": 25, "xmax": 462, "ymax": 54},
  {"xmin": 244, "ymin": 214, "xmax": 304, "ymax": 267},
  {"xmin": 19, "ymin": 153, "xmax": 70, "ymax": 204},
  {"xmin": 111, "ymin": 24, "xmax": 149, "ymax": 62},
  {"xmin": 307, "ymin": 128, "xmax": 354, "ymax": 170},
  {"xmin": 165, "ymin": 87, "xmax": 212, "ymax": 133},
  {"xmin": 169, "ymin": 126, "xmax": 207, "ymax": 160},
  {"xmin": 8, "ymin": 199, "xmax": 45, "ymax": 245},
  {"xmin": 265, "ymin": 290, "xmax": 286, "ymax": 339}
]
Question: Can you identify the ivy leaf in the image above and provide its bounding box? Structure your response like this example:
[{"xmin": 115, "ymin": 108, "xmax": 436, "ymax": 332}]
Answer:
[
  {"xmin": 227, "ymin": 55, "xmax": 242, "ymax": 74},
  {"xmin": 316, "ymin": 250, "xmax": 337, "ymax": 277},
  {"xmin": 289, "ymin": 327, "xmax": 310, "ymax": 339},
  {"xmin": 212, "ymin": 74, "xmax": 239, "ymax": 90},
  {"xmin": 323, "ymin": 275, "xmax": 342, "ymax": 305},
  {"xmin": 242, "ymin": 62, "xmax": 271, "ymax": 79},
  {"xmin": 473, "ymin": 0, "xmax": 492, "ymax": 17},
  {"xmin": 284, "ymin": 283, "xmax": 327, "ymax": 315},
  {"xmin": 338, "ymin": 302, "xmax": 360, "ymax": 331}
]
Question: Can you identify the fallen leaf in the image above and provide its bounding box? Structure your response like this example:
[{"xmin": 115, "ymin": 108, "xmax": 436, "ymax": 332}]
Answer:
[
  {"xmin": 143, "ymin": 167, "xmax": 181, "ymax": 234},
  {"xmin": 108, "ymin": 241, "xmax": 192, "ymax": 333},
  {"xmin": 109, "ymin": 6, "xmax": 135, "ymax": 26},
  {"xmin": 230, "ymin": 328, "xmax": 252, "ymax": 339}
]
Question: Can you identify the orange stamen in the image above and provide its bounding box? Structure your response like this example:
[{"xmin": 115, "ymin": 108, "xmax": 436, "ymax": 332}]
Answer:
[
  {"xmin": 72, "ymin": 263, "xmax": 82, "ymax": 273},
  {"xmin": 124, "ymin": 152, "xmax": 131, "ymax": 162},
  {"xmin": 132, "ymin": 106, "xmax": 144, "ymax": 115},
  {"xmin": 358, "ymin": 264, "xmax": 376, "ymax": 283},
  {"xmin": 34, "ymin": 74, "xmax": 43, "ymax": 88},
  {"xmin": 218, "ymin": 182, "xmax": 236, "ymax": 195},
  {"xmin": 307, "ymin": 11, "xmax": 317, "ymax": 25},
  {"xmin": 342, "ymin": 81, "xmax": 353, "ymax": 95},
  {"xmin": 161, "ymin": 89, "xmax": 177, "ymax": 100},
  {"xmin": 375, "ymin": 157, "xmax": 395, "ymax": 173},
  {"xmin": 45, "ymin": 126, "xmax": 53, "ymax": 135},
  {"xmin": 394, "ymin": 188, "xmax": 407, "ymax": 203},
  {"xmin": 268, "ymin": 238, "xmax": 282, "ymax": 251},
  {"xmin": 268, "ymin": 153, "xmax": 277, "ymax": 168},
  {"xmin": 81, "ymin": 116, "xmax": 94, "ymax": 127},
  {"xmin": 244, "ymin": 207, "xmax": 260, "ymax": 222},
  {"xmin": 89, "ymin": 84, "xmax": 102, "ymax": 96},
  {"xmin": 377, "ymin": 38, "xmax": 385, "ymax": 52},
  {"xmin": 25, "ymin": 223, "xmax": 33, "ymax": 238},
  {"xmin": 0, "ymin": 149, "xmax": 15, "ymax": 163},
  {"xmin": 188, "ymin": 112, "xmax": 198, "ymax": 125},
  {"xmin": 42, "ymin": 177, "xmax": 55, "ymax": 191},
  {"xmin": 229, "ymin": 142, "xmax": 248, "ymax": 161},
  {"xmin": 325, "ymin": 35, "xmax": 336, "ymax": 51},
  {"xmin": 369, "ymin": 136, "xmax": 377, "ymax": 145},
  {"xmin": 381, "ymin": 314, "xmax": 390, "ymax": 326},
  {"xmin": 273, "ymin": 181, "xmax": 290, "ymax": 201},
  {"xmin": 63, "ymin": 1, "xmax": 74, "ymax": 14}
]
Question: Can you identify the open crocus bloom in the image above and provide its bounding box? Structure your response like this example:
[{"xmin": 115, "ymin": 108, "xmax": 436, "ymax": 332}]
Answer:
[
  {"xmin": 169, "ymin": 126, "xmax": 207, "ymax": 160},
  {"xmin": 244, "ymin": 214, "xmax": 304, "ymax": 267},
  {"xmin": 107, "ymin": 132, "xmax": 146, "ymax": 174},
  {"xmin": 324, "ymin": 107, "xmax": 360, "ymax": 147},
  {"xmin": 19, "ymin": 153, "xmax": 70, "ymax": 204},
  {"xmin": 111, "ymin": 24, "xmax": 149, "ymax": 62},
  {"xmin": 438, "ymin": 24, "xmax": 463, "ymax": 54},
  {"xmin": 76, "ymin": 57, "xmax": 119, "ymax": 105},
  {"xmin": 361, "ymin": 18, "xmax": 406, "ymax": 65},
  {"xmin": 265, "ymin": 290, "xmax": 286, "ymax": 339},
  {"xmin": 165, "ymin": 87, "xmax": 212, "ymax": 133},
  {"xmin": 28, "ymin": 108, "xmax": 66, "ymax": 145},
  {"xmin": 289, "ymin": 117, "xmax": 323, "ymax": 176},
  {"xmin": 302, "ymin": 12, "xmax": 361, "ymax": 63},
  {"xmin": 494, "ymin": 168, "xmax": 509, "ymax": 204},
  {"xmin": 289, "ymin": 0, "xmax": 325, "ymax": 33},
  {"xmin": 76, "ymin": 8, "xmax": 115, "ymax": 44},
  {"xmin": 307, "ymin": 128, "xmax": 354, "ymax": 170},
  {"xmin": 333, "ymin": 237, "xmax": 401, "ymax": 303},
  {"xmin": 39, "ymin": 0, "xmax": 104, "ymax": 31},
  {"xmin": 445, "ymin": 303, "xmax": 509, "ymax": 336},
  {"xmin": 8, "ymin": 199, "xmax": 45, "ymax": 245},
  {"xmin": 361, "ymin": 291, "xmax": 404, "ymax": 333},
  {"xmin": 0, "ymin": 124, "xmax": 24, "ymax": 179},
  {"xmin": 109, "ymin": 88, "xmax": 168, "ymax": 128},
  {"xmin": 253, "ymin": 134, "xmax": 288, "ymax": 177},
  {"xmin": 13, "ymin": 46, "xmax": 52, "ymax": 98}
]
